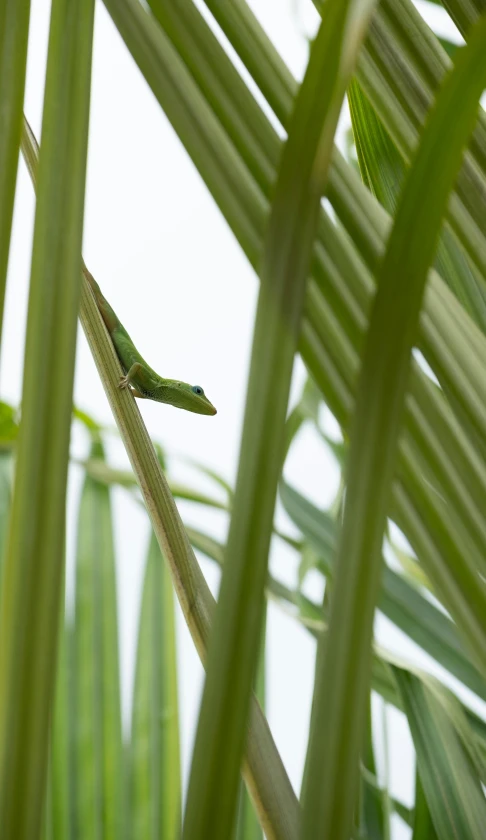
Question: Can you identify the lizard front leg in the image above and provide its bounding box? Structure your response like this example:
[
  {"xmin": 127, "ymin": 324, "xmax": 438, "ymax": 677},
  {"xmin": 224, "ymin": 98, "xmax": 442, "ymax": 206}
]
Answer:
[{"xmin": 118, "ymin": 362, "xmax": 143, "ymax": 392}]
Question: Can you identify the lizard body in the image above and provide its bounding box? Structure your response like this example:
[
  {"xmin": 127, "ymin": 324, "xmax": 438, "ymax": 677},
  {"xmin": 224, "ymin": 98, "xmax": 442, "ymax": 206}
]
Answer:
[{"xmin": 85, "ymin": 269, "xmax": 217, "ymax": 416}]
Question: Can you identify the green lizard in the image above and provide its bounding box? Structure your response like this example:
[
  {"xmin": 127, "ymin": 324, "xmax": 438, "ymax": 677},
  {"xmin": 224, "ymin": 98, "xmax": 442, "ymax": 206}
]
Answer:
[{"xmin": 85, "ymin": 269, "xmax": 217, "ymax": 416}]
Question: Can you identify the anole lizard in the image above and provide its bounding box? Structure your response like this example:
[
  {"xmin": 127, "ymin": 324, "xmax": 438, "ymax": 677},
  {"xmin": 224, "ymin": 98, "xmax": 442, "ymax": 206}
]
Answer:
[{"xmin": 85, "ymin": 269, "xmax": 217, "ymax": 416}]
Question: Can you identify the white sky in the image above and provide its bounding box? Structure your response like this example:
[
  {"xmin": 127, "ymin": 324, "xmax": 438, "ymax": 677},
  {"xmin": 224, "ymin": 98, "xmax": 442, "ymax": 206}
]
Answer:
[{"xmin": 2, "ymin": 2, "xmax": 473, "ymax": 839}]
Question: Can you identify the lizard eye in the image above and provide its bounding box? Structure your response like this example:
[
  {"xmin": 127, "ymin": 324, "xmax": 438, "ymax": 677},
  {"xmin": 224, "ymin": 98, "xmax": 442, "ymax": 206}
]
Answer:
[{"xmin": 192, "ymin": 385, "xmax": 204, "ymax": 396}]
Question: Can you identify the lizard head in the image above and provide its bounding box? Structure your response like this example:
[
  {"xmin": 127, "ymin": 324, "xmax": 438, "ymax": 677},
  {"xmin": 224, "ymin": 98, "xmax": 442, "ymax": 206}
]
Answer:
[{"xmin": 154, "ymin": 380, "xmax": 217, "ymax": 416}]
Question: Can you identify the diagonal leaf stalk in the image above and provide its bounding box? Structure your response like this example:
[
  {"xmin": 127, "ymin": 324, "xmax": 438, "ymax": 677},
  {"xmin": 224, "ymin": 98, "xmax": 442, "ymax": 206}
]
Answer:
[
  {"xmin": 0, "ymin": 0, "xmax": 31, "ymax": 359},
  {"xmin": 20, "ymin": 119, "xmax": 299, "ymax": 840},
  {"xmin": 182, "ymin": 3, "xmax": 377, "ymax": 838},
  {"xmin": 0, "ymin": 1, "xmax": 95, "ymax": 837},
  {"xmin": 303, "ymin": 17, "xmax": 486, "ymax": 840}
]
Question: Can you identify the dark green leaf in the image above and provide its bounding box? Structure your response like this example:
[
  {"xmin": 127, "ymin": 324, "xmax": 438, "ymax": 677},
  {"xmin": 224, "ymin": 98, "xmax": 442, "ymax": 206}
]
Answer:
[
  {"xmin": 0, "ymin": 1, "xmax": 31, "ymax": 349},
  {"xmin": 412, "ymin": 767, "xmax": 438, "ymax": 840}
]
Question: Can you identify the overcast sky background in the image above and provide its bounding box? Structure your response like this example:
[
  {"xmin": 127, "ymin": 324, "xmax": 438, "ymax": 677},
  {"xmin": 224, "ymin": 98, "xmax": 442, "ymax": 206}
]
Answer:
[{"xmin": 2, "ymin": 2, "xmax": 474, "ymax": 838}]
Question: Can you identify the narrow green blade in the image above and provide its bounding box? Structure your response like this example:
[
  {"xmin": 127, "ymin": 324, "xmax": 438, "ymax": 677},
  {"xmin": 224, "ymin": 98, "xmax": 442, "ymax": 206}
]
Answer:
[
  {"xmin": 183, "ymin": 3, "xmax": 376, "ymax": 837},
  {"xmin": 235, "ymin": 610, "xmax": 266, "ymax": 840},
  {"xmin": 73, "ymin": 439, "xmax": 124, "ymax": 840},
  {"xmin": 0, "ymin": 0, "xmax": 94, "ymax": 834},
  {"xmin": 302, "ymin": 19, "xmax": 486, "ymax": 840},
  {"xmin": 348, "ymin": 78, "xmax": 405, "ymax": 212},
  {"xmin": 412, "ymin": 767, "xmax": 438, "ymax": 840},
  {"xmin": 0, "ymin": 1, "xmax": 31, "ymax": 349},
  {"xmin": 130, "ymin": 532, "xmax": 181, "ymax": 840},
  {"xmin": 394, "ymin": 667, "xmax": 486, "ymax": 839},
  {"xmin": 81, "ymin": 456, "xmax": 228, "ymax": 511},
  {"xmin": 0, "ymin": 449, "xmax": 13, "ymax": 595},
  {"xmin": 361, "ymin": 699, "xmax": 387, "ymax": 840},
  {"xmin": 46, "ymin": 612, "xmax": 74, "ymax": 840}
]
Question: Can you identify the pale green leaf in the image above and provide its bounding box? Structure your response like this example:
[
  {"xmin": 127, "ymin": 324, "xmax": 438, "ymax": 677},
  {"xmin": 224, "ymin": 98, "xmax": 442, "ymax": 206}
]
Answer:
[
  {"xmin": 130, "ymin": 532, "xmax": 181, "ymax": 840},
  {"xmin": 73, "ymin": 440, "xmax": 124, "ymax": 840}
]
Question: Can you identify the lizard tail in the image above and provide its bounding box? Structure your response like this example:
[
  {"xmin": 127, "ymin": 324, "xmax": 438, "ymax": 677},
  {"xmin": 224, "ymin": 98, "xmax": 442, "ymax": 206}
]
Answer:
[{"xmin": 83, "ymin": 263, "xmax": 120, "ymax": 334}]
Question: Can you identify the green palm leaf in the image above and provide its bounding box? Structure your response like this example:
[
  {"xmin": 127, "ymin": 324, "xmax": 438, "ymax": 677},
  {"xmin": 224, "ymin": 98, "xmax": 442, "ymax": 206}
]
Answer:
[{"xmin": 0, "ymin": 1, "xmax": 94, "ymax": 835}]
